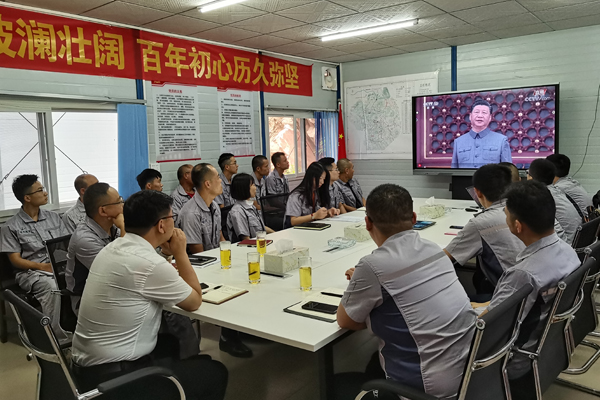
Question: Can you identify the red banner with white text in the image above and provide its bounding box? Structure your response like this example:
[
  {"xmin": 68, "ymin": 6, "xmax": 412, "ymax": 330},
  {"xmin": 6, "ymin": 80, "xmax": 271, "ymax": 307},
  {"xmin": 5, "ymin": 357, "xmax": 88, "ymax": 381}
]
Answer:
[{"xmin": 0, "ymin": 5, "xmax": 313, "ymax": 96}]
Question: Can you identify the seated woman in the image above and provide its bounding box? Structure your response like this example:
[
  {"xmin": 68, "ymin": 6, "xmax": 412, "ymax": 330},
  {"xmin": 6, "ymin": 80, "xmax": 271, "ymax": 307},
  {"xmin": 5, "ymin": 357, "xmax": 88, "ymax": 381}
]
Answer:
[
  {"xmin": 285, "ymin": 162, "xmax": 340, "ymax": 228},
  {"xmin": 227, "ymin": 173, "xmax": 274, "ymax": 243}
]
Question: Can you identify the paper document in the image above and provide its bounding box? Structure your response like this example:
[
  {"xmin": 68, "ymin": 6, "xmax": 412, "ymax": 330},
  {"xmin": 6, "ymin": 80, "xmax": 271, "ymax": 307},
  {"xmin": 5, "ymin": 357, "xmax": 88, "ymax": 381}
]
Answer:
[
  {"xmin": 328, "ymin": 215, "xmax": 365, "ymax": 223},
  {"xmin": 201, "ymin": 282, "xmax": 248, "ymax": 305}
]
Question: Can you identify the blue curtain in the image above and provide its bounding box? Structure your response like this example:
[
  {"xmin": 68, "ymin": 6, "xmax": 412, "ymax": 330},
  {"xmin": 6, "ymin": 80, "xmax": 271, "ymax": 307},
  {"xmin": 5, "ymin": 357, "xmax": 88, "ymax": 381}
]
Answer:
[
  {"xmin": 117, "ymin": 104, "xmax": 149, "ymax": 199},
  {"xmin": 314, "ymin": 111, "xmax": 338, "ymax": 160}
]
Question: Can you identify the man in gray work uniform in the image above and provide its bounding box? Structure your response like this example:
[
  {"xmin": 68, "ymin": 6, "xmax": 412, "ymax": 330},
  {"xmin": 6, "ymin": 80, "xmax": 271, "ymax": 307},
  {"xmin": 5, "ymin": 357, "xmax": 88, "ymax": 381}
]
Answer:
[
  {"xmin": 334, "ymin": 158, "xmax": 365, "ymax": 211},
  {"xmin": 445, "ymin": 164, "xmax": 525, "ymax": 297},
  {"xmin": 0, "ymin": 174, "xmax": 70, "ymax": 342},
  {"xmin": 215, "ymin": 153, "xmax": 238, "ymax": 208},
  {"xmin": 62, "ymin": 174, "xmax": 98, "ymax": 233},
  {"xmin": 547, "ymin": 154, "xmax": 593, "ymax": 218},
  {"xmin": 265, "ymin": 152, "xmax": 290, "ymax": 195},
  {"xmin": 336, "ymin": 184, "xmax": 477, "ymax": 399},
  {"xmin": 171, "ymin": 164, "xmax": 195, "ymax": 216}
]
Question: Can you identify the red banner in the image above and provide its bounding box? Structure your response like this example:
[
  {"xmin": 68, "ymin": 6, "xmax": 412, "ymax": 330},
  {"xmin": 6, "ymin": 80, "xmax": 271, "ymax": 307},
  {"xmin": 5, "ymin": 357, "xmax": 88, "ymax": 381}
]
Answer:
[{"xmin": 0, "ymin": 5, "xmax": 312, "ymax": 96}]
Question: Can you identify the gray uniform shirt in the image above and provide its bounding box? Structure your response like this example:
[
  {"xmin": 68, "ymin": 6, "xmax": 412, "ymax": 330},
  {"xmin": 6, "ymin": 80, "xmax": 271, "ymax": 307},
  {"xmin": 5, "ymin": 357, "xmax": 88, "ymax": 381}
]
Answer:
[
  {"xmin": 171, "ymin": 185, "xmax": 195, "ymax": 216},
  {"xmin": 62, "ymin": 200, "xmax": 87, "ymax": 233},
  {"xmin": 329, "ymin": 183, "xmax": 344, "ymax": 209},
  {"xmin": 251, "ymin": 172, "xmax": 266, "ymax": 203},
  {"xmin": 548, "ymin": 185, "xmax": 582, "ymax": 245},
  {"xmin": 334, "ymin": 178, "xmax": 364, "ymax": 208},
  {"xmin": 265, "ymin": 169, "xmax": 289, "ymax": 195},
  {"xmin": 445, "ymin": 200, "xmax": 525, "ymax": 282},
  {"xmin": 178, "ymin": 194, "xmax": 221, "ymax": 251},
  {"xmin": 554, "ymin": 177, "xmax": 593, "ymax": 218},
  {"xmin": 488, "ymin": 233, "xmax": 580, "ymax": 378},
  {"xmin": 65, "ymin": 217, "xmax": 120, "ymax": 310},
  {"xmin": 342, "ymin": 230, "xmax": 477, "ymax": 399},
  {"xmin": 285, "ymin": 191, "xmax": 321, "ymax": 218},
  {"xmin": 215, "ymin": 172, "xmax": 234, "ymax": 207},
  {"xmin": 226, "ymin": 200, "xmax": 265, "ymax": 242}
]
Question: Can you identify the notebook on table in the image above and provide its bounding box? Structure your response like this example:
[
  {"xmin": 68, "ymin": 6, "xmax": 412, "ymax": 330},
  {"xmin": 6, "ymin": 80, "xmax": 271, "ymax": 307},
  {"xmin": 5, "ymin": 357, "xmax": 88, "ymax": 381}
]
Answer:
[
  {"xmin": 293, "ymin": 222, "xmax": 331, "ymax": 231},
  {"xmin": 201, "ymin": 283, "xmax": 248, "ymax": 305}
]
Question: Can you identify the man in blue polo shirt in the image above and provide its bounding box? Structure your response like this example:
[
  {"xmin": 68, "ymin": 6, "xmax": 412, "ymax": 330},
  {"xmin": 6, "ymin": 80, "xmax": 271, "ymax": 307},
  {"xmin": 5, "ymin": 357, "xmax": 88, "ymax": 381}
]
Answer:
[{"xmin": 451, "ymin": 99, "xmax": 512, "ymax": 168}]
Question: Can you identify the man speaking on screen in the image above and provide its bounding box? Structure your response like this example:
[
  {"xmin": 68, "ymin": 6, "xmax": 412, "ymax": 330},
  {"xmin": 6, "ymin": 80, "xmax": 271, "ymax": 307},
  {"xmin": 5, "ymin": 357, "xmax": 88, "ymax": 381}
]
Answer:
[{"xmin": 451, "ymin": 99, "xmax": 512, "ymax": 168}]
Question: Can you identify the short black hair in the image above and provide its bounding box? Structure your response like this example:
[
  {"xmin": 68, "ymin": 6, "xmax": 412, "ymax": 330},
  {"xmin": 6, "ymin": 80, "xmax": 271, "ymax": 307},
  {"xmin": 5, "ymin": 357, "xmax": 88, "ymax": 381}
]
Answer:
[
  {"xmin": 338, "ymin": 158, "xmax": 352, "ymax": 173},
  {"xmin": 528, "ymin": 159, "xmax": 556, "ymax": 185},
  {"xmin": 252, "ymin": 155, "xmax": 268, "ymax": 172},
  {"xmin": 499, "ymin": 162, "xmax": 520, "ymax": 183},
  {"xmin": 546, "ymin": 154, "xmax": 571, "ymax": 178},
  {"xmin": 74, "ymin": 174, "xmax": 90, "ymax": 195},
  {"xmin": 471, "ymin": 99, "xmax": 492, "ymax": 113},
  {"xmin": 124, "ymin": 190, "xmax": 173, "ymax": 236},
  {"xmin": 505, "ymin": 181, "xmax": 556, "ymax": 235},
  {"xmin": 318, "ymin": 157, "xmax": 335, "ymax": 171},
  {"xmin": 218, "ymin": 153, "xmax": 235, "ymax": 171},
  {"xmin": 271, "ymin": 152, "xmax": 285, "ymax": 167},
  {"xmin": 176, "ymin": 164, "xmax": 192, "ymax": 181},
  {"xmin": 366, "ymin": 184, "xmax": 413, "ymax": 236},
  {"xmin": 12, "ymin": 174, "xmax": 39, "ymax": 204},
  {"xmin": 472, "ymin": 164, "xmax": 512, "ymax": 202},
  {"xmin": 191, "ymin": 163, "xmax": 214, "ymax": 189},
  {"xmin": 231, "ymin": 173, "xmax": 253, "ymax": 201},
  {"xmin": 83, "ymin": 182, "xmax": 110, "ymax": 218},
  {"xmin": 136, "ymin": 169, "xmax": 162, "ymax": 190}
]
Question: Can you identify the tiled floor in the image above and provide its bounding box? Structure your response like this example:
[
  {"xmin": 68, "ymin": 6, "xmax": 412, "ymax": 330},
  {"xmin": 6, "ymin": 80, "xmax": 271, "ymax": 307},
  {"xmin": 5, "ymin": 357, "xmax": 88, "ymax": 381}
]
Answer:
[{"xmin": 1, "ymin": 313, "xmax": 600, "ymax": 400}]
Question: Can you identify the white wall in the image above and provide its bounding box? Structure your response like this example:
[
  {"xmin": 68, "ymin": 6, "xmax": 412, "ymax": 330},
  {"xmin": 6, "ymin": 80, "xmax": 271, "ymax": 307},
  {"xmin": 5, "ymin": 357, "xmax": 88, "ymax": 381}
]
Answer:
[{"xmin": 341, "ymin": 24, "xmax": 600, "ymax": 198}]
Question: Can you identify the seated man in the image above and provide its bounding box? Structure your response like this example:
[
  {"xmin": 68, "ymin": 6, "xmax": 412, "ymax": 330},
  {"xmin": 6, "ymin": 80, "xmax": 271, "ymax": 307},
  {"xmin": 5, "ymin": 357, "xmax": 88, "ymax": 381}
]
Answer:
[
  {"xmin": 0, "ymin": 175, "xmax": 69, "ymax": 342},
  {"xmin": 72, "ymin": 190, "xmax": 227, "ymax": 400},
  {"xmin": 265, "ymin": 152, "xmax": 289, "ymax": 195},
  {"xmin": 136, "ymin": 168, "xmax": 163, "ymax": 191},
  {"xmin": 62, "ymin": 174, "xmax": 98, "ymax": 233},
  {"xmin": 171, "ymin": 164, "xmax": 195, "ymax": 216},
  {"xmin": 337, "ymin": 184, "xmax": 477, "ymax": 399},
  {"xmin": 318, "ymin": 157, "xmax": 347, "ymax": 214},
  {"xmin": 334, "ymin": 158, "xmax": 365, "ymax": 211},
  {"xmin": 65, "ymin": 182, "xmax": 125, "ymax": 314},
  {"xmin": 215, "ymin": 153, "xmax": 238, "ymax": 208},
  {"xmin": 499, "ymin": 161, "xmax": 521, "ymax": 182},
  {"xmin": 445, "ymin": 164, "xmax": 525, "ymax": 295},
  {"xmin": 474, "ymin": 181, "xmax": 580, "ymax": 394},
  {"xmin": 547, "ymin": 154, "xmax": 593, "ymax": 218},
  {"xmin": 528, "ymin": 159, "xmax": 582, "ymax": 244},
  {"xmin": 251, "ymin": 155, "xmax": 269, "ymax": 210}
]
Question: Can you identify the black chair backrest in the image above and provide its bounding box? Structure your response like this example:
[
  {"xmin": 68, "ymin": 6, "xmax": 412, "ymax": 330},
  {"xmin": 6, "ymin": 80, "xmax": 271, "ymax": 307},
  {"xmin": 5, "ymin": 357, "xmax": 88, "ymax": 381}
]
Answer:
[
  {"xmin": 572, "ymin": 218, "xmax": 600, "ymax": 249},
  {"xmin": 259, "ymin": 193, "xmax": 290, "ymax": 232},
  {"xmin": 4, "ymin": 289, "xmax": 78, "ymax": 400},
  {"xmin": 0, "ymin": 252, "xmax": 17, "ymax": 291},
  {"xmin": 459, "ymin": 285, "xmax": 533, "ymax": 400},
  {"xmin": 536, "ymin": 259, "xmax": 592, "ymax": 394},
  {"xmin": 570, "ymin": 256, "xmax": 600, "ymax": 347},
  {"xmin": 220, "ymin": 205, "xmax": 233, "ymax": 241},
  {"xmin": 45, "ymin": 234, "xmax": 72, "ymax": 291}
]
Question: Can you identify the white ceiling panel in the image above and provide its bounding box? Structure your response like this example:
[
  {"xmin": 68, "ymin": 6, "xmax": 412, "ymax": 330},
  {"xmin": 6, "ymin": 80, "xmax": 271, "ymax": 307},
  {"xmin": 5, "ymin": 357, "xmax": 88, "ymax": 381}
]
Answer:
[
  {"xmin": 334, "ymin": 40, "xmax": 388, "ymax": 54},
  {"xmin": 366, "ymin": 31, "xmax": 433, "ymax": 46},
  {"xmin": 296, "ymin": 47, "xmax": 347, "ymax": 60},
  {"xmin": 329, "ymin": 0, "xmax": 416, "ymax": 13},
  {"xmin": 546, "ymin": 13, "xmax": 600, "ymax": 30},
  {"xmin": 419, "ymin": 24, "xmax": 484, "ymax": 40},
  {"xmin": 366, "ymin": 2, "xmax": 446, "ymax": 24},
  {"xmin": 451, "ymin": 1, "xmax": 529, "ymax": 23},
  {"xmin": 439, "ymin": 32, "xmax": 498, "ymax": 46},
  {"xmin": 328, "ymin": 53, "xmax": 367, "ymax": 62},
  {"xmin": 120, "ymin": 0, "xmax": 204, "ymax": 13},
  {"xmin": 469, "ymin": 12, "xmax": 543, "ymax": 31},
  {"xmin": 312, "ymin": 13, "xmax": 389, "ymax": 32},
  {"xmin": 82, "ymin": 1, "xmax": 171, "ymax": 25},
  {"xmin": 514, "ymin": 0, "xmax": 599, "ymax": 12},
  {"xmin": 274, "ymin": 1, "xmax": 356, "ymax": 24},
  {"xmin": 489, "ymin": 23, "xmax": 553, "ymax": 39},
  {"xmin": 267, "ymin": 41, "xmax": 323, "ymax": 55},
  {"xmin": 191, "ymin": 26, "xmax": 260, "ymax": 42},
  {"xmin": 271, "ymin": 24, "xmax": 335, "ymax": 40},
  {"xmin": 423, "ymin": 0, "xmax": 505, "ymax": 13},
  {"xmin": 143, "ymin": 14, "xmax": 220, "ymax": 35},
  {"xmin": 353, "ymin": 47, "xmax": 407, "ymax": 59},
  {"xmin": 534, "ymin": 2, "xmax": 600, "ymax": 22},
  {"xmin": 182, "ymin": 3, "xmax": 266, "ymax": 24},
  {"xmin": 235, "ymin": 14, "xmax": 305, "ymax": 33},
  {"xmin": 243, "ymin": 0, "xmax": 320, "ymax": 13},
  {"xmin": 406, "ymin": 14, "xmax": 466, "ymax": 33},
  {"xmin": 7, "ymin": 0, "xmax": 113, "ymax": 14},
  {"xmin": 232, "ymin": 35, "xmax": 294, "ymax": 49},
  {"xmin": 395, "ymin": 40, "xmax": 447, "ymax": 52}
]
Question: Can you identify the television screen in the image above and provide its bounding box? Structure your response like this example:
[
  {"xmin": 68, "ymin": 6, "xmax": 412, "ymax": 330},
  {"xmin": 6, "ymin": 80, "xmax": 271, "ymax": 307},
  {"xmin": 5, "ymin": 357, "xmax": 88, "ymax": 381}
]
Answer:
[{"xmin": 412, "ymin": 84, "xmax": 558, "ymax": 172}]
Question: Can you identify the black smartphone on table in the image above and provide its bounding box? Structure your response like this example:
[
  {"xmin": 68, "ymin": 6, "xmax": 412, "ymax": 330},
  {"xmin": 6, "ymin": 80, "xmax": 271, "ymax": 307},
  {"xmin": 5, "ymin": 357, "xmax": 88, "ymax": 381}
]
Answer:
[{"xmin": 301, "ymin": 301, "xmax": 338, "ymax": 314}]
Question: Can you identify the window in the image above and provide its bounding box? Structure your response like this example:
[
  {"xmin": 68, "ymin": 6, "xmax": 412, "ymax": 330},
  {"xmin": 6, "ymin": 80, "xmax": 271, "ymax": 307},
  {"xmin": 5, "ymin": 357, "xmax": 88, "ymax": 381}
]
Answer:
[
  {"xmin": 0, "ymin": 110, "xmax": 118, "ymax": 213},
  {"xmin": 268, "ymin": 112, "xmax": 316, "ymax": 177}
]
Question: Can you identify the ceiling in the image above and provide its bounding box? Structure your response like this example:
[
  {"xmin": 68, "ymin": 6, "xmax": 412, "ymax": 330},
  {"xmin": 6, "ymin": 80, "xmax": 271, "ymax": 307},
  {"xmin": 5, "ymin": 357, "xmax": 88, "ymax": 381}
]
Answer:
[{"xmin": 5, "ymin": 0, "xmax": 600, "ymax": 63}]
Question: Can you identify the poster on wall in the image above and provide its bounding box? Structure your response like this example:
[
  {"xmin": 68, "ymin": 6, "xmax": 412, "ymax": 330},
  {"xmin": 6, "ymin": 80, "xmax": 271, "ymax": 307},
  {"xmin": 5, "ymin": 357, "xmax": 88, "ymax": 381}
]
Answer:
[
  {"xmin": 153, "ymin": 83, "xmax": 202, "ymax": 163},
  {"xmin": 218, "ymin": 89, "xmax": 255, "ymax": 157},
  {"xmin": 344, "ymin": 71, "xmax": 438, "ymax": 160}
]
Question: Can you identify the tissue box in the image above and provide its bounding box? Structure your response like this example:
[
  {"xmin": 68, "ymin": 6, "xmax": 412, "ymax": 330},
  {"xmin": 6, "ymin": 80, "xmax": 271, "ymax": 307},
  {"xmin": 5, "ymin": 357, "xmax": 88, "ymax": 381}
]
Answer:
[
  {"xmin": 264, "ymin": 247, "xmax": 309, "ymax": 275},
  {"xmin": 344, "ymin": 224, "xmax": 371, "ymax": 242},
  {"xmin": 419, "ymin": 204, "xmax": 446, "ymax": 219}
]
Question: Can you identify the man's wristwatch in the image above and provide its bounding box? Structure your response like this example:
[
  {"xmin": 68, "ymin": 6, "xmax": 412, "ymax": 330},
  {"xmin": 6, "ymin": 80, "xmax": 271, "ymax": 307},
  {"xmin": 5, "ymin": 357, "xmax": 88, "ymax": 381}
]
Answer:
[{"xmin": 311, "ymin": 213, "xmax": 315, "ymax": 220}]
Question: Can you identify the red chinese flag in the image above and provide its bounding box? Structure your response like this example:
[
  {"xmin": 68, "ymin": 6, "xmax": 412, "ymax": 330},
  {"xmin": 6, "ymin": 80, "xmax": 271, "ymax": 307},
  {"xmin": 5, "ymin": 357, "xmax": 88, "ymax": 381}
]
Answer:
[{"xmin": 338, "ymin": 102, "xmax": 347, "ymax": 159}]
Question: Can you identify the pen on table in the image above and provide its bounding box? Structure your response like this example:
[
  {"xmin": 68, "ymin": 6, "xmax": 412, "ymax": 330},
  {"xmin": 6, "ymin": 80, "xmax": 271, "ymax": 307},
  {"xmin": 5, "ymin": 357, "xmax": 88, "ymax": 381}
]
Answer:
[
  {"xmin": 321, "ymin": 292, "xmax": 343, "ymax": 298},
  {"xmin": 202, "ymin": 285, "xmax": 222, "ymax": 295},
  {"xmin": 444, "ymin": 232, "xmax": 458, "ymax": 236}
]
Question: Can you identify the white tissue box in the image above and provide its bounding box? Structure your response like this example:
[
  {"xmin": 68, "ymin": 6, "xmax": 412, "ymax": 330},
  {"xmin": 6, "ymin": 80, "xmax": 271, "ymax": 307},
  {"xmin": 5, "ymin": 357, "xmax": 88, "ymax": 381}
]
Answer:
[
  {"xmin": 264, "ymin": 247, "xmax": 310, "ymax": 275},
  {"xmin": 344, "ymin": 224, "xmax": 371, "ymax": 242},
  {"xmin": 419, "ymin": 204, "xmax": 446, "ymax": 219}
]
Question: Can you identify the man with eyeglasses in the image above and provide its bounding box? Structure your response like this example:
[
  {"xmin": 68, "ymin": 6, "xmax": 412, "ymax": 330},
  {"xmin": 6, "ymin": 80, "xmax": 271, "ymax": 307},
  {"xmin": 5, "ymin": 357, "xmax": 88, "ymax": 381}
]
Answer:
[
  {"xmin": 215, "ymin": 153, "xmax": 238, "ymax": 208},
  {"xmin": 72, "ymin": 190, "xmax": 228, "ymax": 400},
  {"xmin": 318, "ymin": 157, "xmax": 347, "ymax": 213},
  {"xmin": 0, "ymin": 174, "xmax": 70, "ymax": 343},
  {"xmin": 65, "ymin": 182, "xmax": 125, "ymax": 314},
  {"xmin": 63, "ymin": 174, "xmax": 98, "ymax": 233}
]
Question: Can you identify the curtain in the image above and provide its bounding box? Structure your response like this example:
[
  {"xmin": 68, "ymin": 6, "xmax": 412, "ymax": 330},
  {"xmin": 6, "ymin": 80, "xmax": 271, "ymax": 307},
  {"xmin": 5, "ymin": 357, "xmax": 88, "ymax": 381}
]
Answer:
[
  {"xmin": 117, "ymin": 104, "xmax": 149, "ymax": 199},
  {"xmin": 314, "ymin": 111, "xmax": 338, "ymax": 160}
]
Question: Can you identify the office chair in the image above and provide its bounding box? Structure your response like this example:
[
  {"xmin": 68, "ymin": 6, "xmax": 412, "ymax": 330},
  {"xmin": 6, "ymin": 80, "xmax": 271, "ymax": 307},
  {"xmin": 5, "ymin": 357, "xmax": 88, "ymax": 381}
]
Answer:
[{"xmin": 259, "ymin": 193, "xmax": 290, "ymax": 232}]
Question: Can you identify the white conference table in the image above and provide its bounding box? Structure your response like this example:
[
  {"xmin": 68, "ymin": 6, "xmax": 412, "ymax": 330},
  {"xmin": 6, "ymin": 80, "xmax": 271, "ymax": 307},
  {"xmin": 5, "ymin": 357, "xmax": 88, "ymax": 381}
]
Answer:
[{"xmin": 167, "ymin": 198, "xmax": 478, "ymax": 399}]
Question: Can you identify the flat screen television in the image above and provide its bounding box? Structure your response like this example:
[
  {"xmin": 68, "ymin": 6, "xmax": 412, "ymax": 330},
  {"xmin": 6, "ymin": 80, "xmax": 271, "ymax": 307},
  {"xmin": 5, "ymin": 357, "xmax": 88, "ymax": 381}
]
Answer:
[{"xmin": 412, "ymin": 84, "xmax": 559, "ymax": 175}]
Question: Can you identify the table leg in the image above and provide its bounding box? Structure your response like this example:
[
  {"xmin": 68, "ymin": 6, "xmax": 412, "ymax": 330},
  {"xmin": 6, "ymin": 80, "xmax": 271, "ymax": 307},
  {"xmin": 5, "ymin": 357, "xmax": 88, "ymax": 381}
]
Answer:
[{"xmin": 317, "ymin": 344, "xmax": 334, "ymax": 400}]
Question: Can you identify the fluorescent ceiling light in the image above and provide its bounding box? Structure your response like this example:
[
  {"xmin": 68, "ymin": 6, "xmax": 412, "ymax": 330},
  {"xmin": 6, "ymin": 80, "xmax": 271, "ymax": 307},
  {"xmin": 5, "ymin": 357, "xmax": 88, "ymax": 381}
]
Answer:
[
  {"xmin": 321, "ymin": 19, "xmax": 418, "ymax": 42},
  {"xmin": 199, "ymin": 0, "xmax": 248, "ymax": 12}
]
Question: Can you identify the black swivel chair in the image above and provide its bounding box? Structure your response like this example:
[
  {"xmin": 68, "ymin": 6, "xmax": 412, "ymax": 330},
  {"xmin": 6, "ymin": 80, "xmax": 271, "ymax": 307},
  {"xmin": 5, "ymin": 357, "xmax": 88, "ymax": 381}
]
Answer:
[
  {"xmin": 220, "ymin": 205, "xmax": 233, "ymax": 241},
  {"xmin": 571, "ymin": 217, "xmax": 600, "ymax": 251},
  {"xmin": 45, "ymin": 235, "xmax": 77, "ymax": 333},
  {"xmin": 356, "ymin": 285, "xmax": 533, "ymax": 400},
  {"xmin": 259, "ymin": 193, "xmax": 290, "ymax": 232},
  {"xmin": 4, "ymin": 289, "xmax": 185, "ymax": 400}
]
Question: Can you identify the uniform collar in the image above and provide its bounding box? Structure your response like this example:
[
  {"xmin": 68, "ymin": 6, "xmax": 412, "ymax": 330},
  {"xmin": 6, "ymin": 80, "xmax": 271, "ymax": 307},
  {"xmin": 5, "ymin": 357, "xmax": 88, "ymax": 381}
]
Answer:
[
  {"xmin": 76, "ymin": 199, "xmax": 85, "ymax": 212},
  {"xmin": 381, "ymin": 229, "xmax": 414, "ymax": 247},
  {"xmin": 17, "ymin": 207, "xmax": 47, "ymax": 224},
  {"xmin": 84, "ymin": 216, "xmax": 113, "ymax": 240},
  {"xmin": 177, "ymin": 184, "xmax": 194, "ymax": 197},
  {"xmin": 271, "ymin": 169, "xmax": 285, "ymax": 180},
  {"xmin": 193, "ymin": 193, "xmax": 213, "ymax": 212},
  {"xmin": 220, "ymin": 172, "xmax": 232, "ymax": 185},
  {"xmin": 122, "ymin": 232, "xmax": 157, "ymax": 253},
  {"xmin": 485, "ymin": 199, "xmax": 506, "ymax": 211},
  {"xmin": 251, "ymin": 171, "xmax": 264, "ymax": 185},
  {"xmin": 236, "ymin": 199, "xmax": 255, "ymax": 210},
  {"xmin": 469, "ymin": 127, "xmax": 490, "ymax": 139},
  {"xmin": 516, "ymin": 233, "xmax": 560, "ymax": 263}
]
